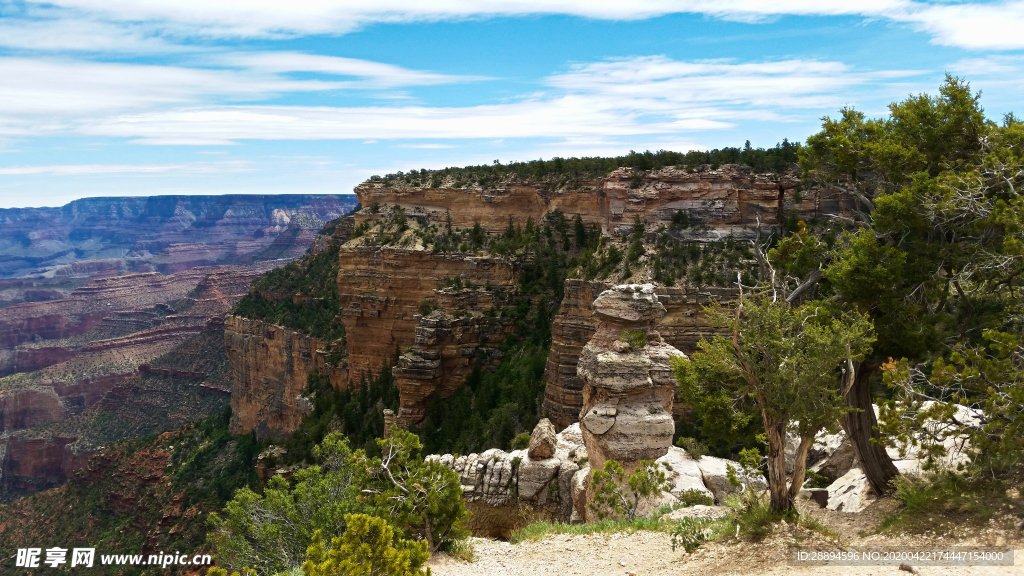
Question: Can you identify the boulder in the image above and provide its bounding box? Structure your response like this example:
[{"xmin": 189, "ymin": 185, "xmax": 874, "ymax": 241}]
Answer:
[
  {"xmin": 694, "ymin": 455, "xmax": 767, "ymax": 503},
  {"xmin": 634, "ymin": 447, "xmax": 715, "ymax": 517},
  {"xmin": 528, "ymin": 418, "xmax": 557, "ymax": 460},
  {"xmin": 826, "ymin": 467, "xmax": 875, "ymax": 513},
  {"xmin": 656, "ymin": 447, "xmax": 714, "ymax": 500},
  {"xmin": 571, "ymin": 466, "xmax": 591, "ymax": 522},
  {"xmin": 517, "ymin": 457, "xmax": 561, "ymax": 501},
  {"xmin": 813, "ymin": 439, "xmax": 856, "ymax": 482}
]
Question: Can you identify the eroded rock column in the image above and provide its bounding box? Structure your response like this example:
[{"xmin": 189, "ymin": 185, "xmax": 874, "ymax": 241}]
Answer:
[{"xmin": 577, "ymin": 284, "xmax": 684, "ymax": 475}]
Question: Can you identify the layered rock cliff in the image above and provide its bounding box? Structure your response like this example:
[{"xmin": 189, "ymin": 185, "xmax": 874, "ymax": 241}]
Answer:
[
  {"xmin": 393, "ymin": 289, "xmax": 516, "ymax": 426},
  {"xmin": 225, "ymin": 315, "xmax": 347, "ymax": 439},
  {"xmin": 0, "ymin": 261, "xmax": 276, "ymax": 498},
  {"xmin": 228, "ymin": 162, "xmax": 855, "ymax": 442},
  {"xmin": 338, "ymin": 247, "xmax": 516, "ymax": 381},
  {"xmin": 356, "ymin": 164, "xmax": 851, "ymax": 241},
  {"xmin": 0, "ymin": 194, "xmax": 357, "ymax": 278}
]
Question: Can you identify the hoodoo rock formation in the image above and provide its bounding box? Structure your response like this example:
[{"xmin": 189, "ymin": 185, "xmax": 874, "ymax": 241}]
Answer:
[
  {"xmin": 577, "ymin": 284, "xmax": 684, "ymax": 474},
  {"xmin": 543, "ymin": 279, "xmax": 736, "ymax": 429}
]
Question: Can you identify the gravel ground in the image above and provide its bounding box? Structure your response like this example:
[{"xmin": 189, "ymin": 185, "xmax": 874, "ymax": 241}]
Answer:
[{"xmin": 429, "ymin": 499, "xmax": 1024, "ymax": 576}]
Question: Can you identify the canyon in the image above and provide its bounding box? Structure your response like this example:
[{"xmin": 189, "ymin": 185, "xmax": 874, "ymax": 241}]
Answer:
[
  {"xmin": 228, "ymin": 164, "xmax": 856, "ymax": 440},
  {"xmin": 0, "ymin": 194, "xmax": 356, "ymax": 499},
  {"xmin": 0, "ymin": 194, "xmax": 355, "ymax": 279}
]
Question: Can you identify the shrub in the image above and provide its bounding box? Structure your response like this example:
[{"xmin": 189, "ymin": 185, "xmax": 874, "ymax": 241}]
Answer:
[
  {"xmin": 302, "ymin": 517, "xmax": 430, "ymax": 576},
  {"xmin": 417, "ymin": 299, "xmax": 437, "ymax": 316},
  {"xmin": 674, "ymin": 437, "xmax": 708, "ymax": 460},
  {"xmin": 677, "ymin": 489, "xmax": 714, "ymax": 508},
  {"xmin": 589, "ymin": 460, "xmax": 671, "ymax": 520},
  {"xmin": 670, "ymin": 517, "xmax": 716, "ymax": 552},
  {"xmin": 356, "ymin": 430, "xmax": 470, "ymax": 552},
  {"xmin": 510, "ymin": 432, "xmax": 531, "ymax": 450},
  {"xmin": 208, "ymin": 434, "xmax": 363, "ymax": 575},
  {"xmin": 618, "ymin": 329, "xmax": 647, "ymax": 350}
]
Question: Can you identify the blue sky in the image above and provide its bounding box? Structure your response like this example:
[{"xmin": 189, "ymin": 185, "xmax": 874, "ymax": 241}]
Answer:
[{"xmin": 1, "ymin": 1, "xmax": 1024, "ymax": 208}]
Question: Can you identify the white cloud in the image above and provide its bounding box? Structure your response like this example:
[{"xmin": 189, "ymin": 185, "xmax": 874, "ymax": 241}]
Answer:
[
  {"xmin": 0, "ymin": 17, "xmax": 185, "ymax": 53},
  {"xmin": 0, "ymin": 160, "xmax": 254, "ymax": 175},
  {"xmin": 899, "ymin": 2, "xmax": 1024, "ymax": 50},
  {"xmin": 17, "ymin": 1, "xmax": 908, "ymax": 36},
  {"xmin": 0, "ymin": 57, "xmax": 338, "ymax": 117},
  {"xmin": 220, "ymin": 52, "xmax": 487, "ymax": 88},
  {"xmin": 0, "ymin": 52, "xmax": 484, "ymax": 134},
  {"xmin": 44, "ymin": 57, "xmax": 919, "ymax": 143},
  {"xmin": 11, "ymin": 0, "xmax": 1024, "ymax": 50}
]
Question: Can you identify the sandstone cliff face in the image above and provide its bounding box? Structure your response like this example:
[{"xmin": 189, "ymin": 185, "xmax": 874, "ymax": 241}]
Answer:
[
  {"xmin": 0, "ymin": 434, "xmax": 87, "ymax": 495},
  {"xmin": 0, "ymin": 265, "xmax": 270, "ymax": 350},
  {"xmin": 337, "ymin": 247, "xmax": 516, "ymax": 382},
  {"xmin": 356, "ymin": 165, "xmax": 851, "ymax": 240},
  {"xmin": 600, "ymin": 166, "xmax": 847, "ymax": 238},
  {"xmin": 224, "ymin": 166, "xmax": 850, "ymax": 439},
  {"xmin": 353, "ymin": 182, "xmax": 605, "ymax": 233},
  {"xmin": 225, "ymin": 315, "xmax": 347, "ymax": 438},
  {"xmin": 577, "ymin": 285, "xmax": 684, "ymax": 476},
  {"xmin": 393, "ymin": 289, "xmax": 515, "ymax": 426},
  {"xmin": 0, "ymin": 386, "xmax": 66, "ymax": 431},
  {"xmin": 0, "ymin": 263, "xmax": 271, "ymax": 496}
]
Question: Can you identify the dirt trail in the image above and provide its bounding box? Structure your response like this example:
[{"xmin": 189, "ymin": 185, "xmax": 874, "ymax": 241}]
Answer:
[{"xmin": 429, "ymin": 498, "xmax": 1024, "ymax": 576}]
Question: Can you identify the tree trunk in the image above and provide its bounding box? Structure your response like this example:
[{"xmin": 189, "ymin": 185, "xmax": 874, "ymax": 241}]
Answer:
[
  {"xmin": 765, "ymin": 416, "xmax": 792, "ymax": 512},
  {"xmin": 787, "ymin": 434, "xmax": 816, "ymax": 502},
  {"xmin": 841, "ymin": 363, "xmax": 899, "ymax": 496}
]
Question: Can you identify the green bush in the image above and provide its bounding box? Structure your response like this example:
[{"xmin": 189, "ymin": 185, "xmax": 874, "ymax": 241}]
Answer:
[
  {"xmin": 670, "ymin": 517, "xmax": 716, "ymax": 552},
  {"xmin": 674, "ymin": 437, "xmax": 708, "ymax": 460},
  {"xmin": 208, "ymin": 434, "xmax": 363, "ymax": 575},
  {"xmin": 232, "ymin": 246, "xmax": 346, "ymax": 342},
  {"xmin": 618, "ymin": 328, "xmax": 648, "ymax": 350},
  {"xmin": 677, "ymin": 489, "xmax": 714, "ymax": 508},
  {"xmin": 590, "ymin": 460, "xmax": 672, "ymax": 520},
  {"xmin": 511, "ymin": 432, "xmax": 531, "ymax": 450},
  {"xmin": 210, "ymin": 430, "xmax": 470, "ymax": 574},
  {"xmin": 302, "ymin": 518, "xmax": 430, "ymax": 576},
  {"xmin": 369, "ymin": 144, "xmax": 800, "ymax": 187},
  {"xmin": 281, "ymin": 361, "xmax": 400, "ymax": 466}
]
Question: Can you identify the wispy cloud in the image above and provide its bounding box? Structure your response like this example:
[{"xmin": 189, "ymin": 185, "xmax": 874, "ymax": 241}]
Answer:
[
  {"xmin": 0, "ymin": 161, "xmax": 254, "ymax": 175},
  {"xmin": 12, "ymin": 0, "xmax": 1024, "ymax": 50},
  {"xmin": 220, "ymin": 52, "xmax": 488, "ymax": 88},
  {"xmin": 40, "ymin": 57, "xmax": 920, "ymax": 144},
  {"xmin": 0, "ymin": 52, "xmax": 490, "ymax": 141}
]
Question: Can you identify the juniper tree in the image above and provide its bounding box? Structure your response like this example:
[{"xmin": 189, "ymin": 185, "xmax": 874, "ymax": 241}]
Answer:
[
  {"xmin": 786, "ymin": 76, "xmax": 991, "ymax": 495},
  {"xmin": 673, "ymin": 290, "xmax": 874, "ymax": 512}
]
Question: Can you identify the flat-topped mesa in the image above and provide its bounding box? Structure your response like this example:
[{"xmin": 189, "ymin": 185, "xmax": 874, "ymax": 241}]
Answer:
[{"xmin": 578, "ymin": 284, "xmax": 685, "ymax": 475}]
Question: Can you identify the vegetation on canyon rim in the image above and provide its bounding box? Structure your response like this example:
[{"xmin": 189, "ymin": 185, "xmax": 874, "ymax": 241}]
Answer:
[
  {"xmin": 368, "ymin": 140, "xmax": 800, "ymax": 188},
  {"xmin": 7, "ymin": 77, "xmax": 1024, "ymax": 576},
  {"xmin": 239, "ymin": 76, "xmax": 1023, "ymax": 563}
]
